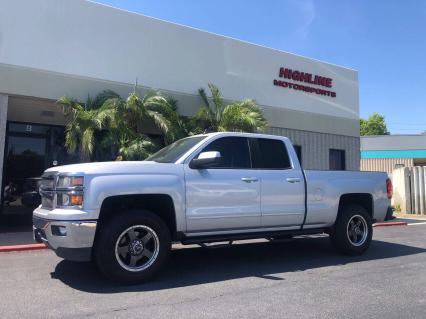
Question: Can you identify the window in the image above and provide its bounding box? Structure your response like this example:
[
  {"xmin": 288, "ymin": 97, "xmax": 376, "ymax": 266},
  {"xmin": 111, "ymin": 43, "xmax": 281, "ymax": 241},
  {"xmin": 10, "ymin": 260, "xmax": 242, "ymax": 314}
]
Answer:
[
  {"xmin": 147, "ymin": 136, "xmax": 206, "ymax": 163},
  {"xmin": 201, "ymin": 137, "xmax": 251, "ymax": 168},
  {"xmin": 293, "ymin": 145, "xmax": 302, "ymax": 165},
  {"xmin": 329, "ymin": 149, "xmax": 346, "ymax": 170},
  {"xmin": 250, "ymin": 138, "xmax": 291, "ymax": 169}
]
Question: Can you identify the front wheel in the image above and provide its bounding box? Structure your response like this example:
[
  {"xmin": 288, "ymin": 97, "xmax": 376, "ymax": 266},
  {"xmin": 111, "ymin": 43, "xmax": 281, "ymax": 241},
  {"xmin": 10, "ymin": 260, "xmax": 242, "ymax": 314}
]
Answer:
[
  {"xmin": 94, "ymin": 210, "xmax": 171, "ymax": 284},
  {"xmin": 330, "ymin": 204, "xmax": 372, "ymax": 255}
]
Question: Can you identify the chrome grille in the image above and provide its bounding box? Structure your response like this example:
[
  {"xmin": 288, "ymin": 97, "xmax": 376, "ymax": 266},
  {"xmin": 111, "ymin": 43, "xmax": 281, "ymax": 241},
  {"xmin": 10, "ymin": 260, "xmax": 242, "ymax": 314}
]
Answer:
[
  {"xmin": 40, "ymin": 173, "xmax": 56, "ymax": 190},
  {"xmin": 39, "ymin": 172, "xmax": 57, "ymax": 209}
]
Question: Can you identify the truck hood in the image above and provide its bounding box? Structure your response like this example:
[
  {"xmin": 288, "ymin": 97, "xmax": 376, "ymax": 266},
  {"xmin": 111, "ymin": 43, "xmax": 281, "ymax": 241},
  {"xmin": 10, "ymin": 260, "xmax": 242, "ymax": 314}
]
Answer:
[{"xmin": 44, "ymin": 161, "xmax": 179, "ymax": 175}]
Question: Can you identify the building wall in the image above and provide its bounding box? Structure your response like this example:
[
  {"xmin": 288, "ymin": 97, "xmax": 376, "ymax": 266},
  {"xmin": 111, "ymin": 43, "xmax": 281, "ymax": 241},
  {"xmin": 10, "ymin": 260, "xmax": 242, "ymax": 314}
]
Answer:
[
  {"xmin": 360, "ymin": 158, "xmax": 413, "ymax": 175},
  {"xmin": 0, "ymin": 63, "xmax": 360, "ymax": 137},
  {"xmin": 0, "ymin": 0, "xmax": 359, "ymax": 138},
  {"xmin": 269, "ymin": 127, "xmax": 360, "ymax": 170},
  {"xmin": 361, "ymin": 135, "xmax": 426, "ymax": 150},
  {"xmin": 0, "ymin": 0, "xmax": 361, "ymax": 176}
]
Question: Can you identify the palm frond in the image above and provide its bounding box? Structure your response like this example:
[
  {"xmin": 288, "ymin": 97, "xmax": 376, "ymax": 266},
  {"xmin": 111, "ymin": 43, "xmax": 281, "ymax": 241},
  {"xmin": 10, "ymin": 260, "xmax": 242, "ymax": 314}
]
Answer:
[
  {"xmin": 198, "ymin": 88, "xmax": 210, "ymax": 108},
  {"xmin": 64, "ymin": 123, "xmax": 80, "ymax": 153},
  {"xmin": 119, "ymin": 135, "xmax": 158, "ymax": 160},
  {"xmin": 221, "ymin": 100, "xmax": 267, "ymax": 132},
  {"xmin": 91, "ymin": 90, "xmax": 121, "ymax": 110},
  {"xmin": 146, "ymin": 110, "xmax": 171, "ymax": 134},
  {"xmin": 207, "ymin": 83, "xmax": 223, "ymax": 112},
  {"xmin": 144, "ymin": 95, "xmax": 173, "ymax": 113},
  {"xmin": 81, "ymin": 128, "xmax": 95, "ymax": 161}
]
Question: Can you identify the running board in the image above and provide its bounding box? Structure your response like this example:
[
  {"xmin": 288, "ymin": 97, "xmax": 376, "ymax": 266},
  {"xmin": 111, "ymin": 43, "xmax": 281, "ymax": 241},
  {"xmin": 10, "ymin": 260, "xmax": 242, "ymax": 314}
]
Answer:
[{"xmin": 180, "ymin": 228, "xmax": 328, "ymax": 245}]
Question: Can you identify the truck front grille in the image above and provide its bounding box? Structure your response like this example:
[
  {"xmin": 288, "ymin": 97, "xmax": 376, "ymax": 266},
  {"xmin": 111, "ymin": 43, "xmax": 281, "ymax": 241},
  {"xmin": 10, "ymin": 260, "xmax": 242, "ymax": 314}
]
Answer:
[{"xmin": 39, "ymin": 172, "xmax": 57, "ymax": 209}]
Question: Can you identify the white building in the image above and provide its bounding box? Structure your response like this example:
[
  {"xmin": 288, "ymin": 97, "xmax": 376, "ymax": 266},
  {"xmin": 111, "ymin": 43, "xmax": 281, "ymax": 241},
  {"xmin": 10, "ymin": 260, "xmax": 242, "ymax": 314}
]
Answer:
[{"xmin": 0, "ymin": 0, "xmax": 360, "ymax": 209}]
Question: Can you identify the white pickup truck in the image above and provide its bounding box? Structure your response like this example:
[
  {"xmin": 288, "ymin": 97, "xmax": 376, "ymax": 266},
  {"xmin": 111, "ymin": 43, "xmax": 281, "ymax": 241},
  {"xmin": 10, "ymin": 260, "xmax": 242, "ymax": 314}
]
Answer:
[{"xmin": 33, "ymin": 132, "xmax": 392, "ymax": 283}]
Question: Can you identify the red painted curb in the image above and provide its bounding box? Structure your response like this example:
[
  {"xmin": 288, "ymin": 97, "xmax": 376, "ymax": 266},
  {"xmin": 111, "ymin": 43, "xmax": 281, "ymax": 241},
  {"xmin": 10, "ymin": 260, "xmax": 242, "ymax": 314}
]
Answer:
[
  {"xmin": 0, "ymin": 243, "xmax": 47, "ymax": 253},
  {"xmin": 373, "ymin": 221, "xmax": 408, "ymax": 227}
]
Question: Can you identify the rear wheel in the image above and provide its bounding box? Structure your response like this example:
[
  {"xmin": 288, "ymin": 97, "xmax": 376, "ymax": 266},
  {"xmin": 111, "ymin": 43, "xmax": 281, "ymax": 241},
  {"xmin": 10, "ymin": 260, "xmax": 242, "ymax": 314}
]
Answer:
[
  {"xmin": 94, "ymin": 210, "xmax": 171, "ymax": 284},
  {"xmin": 330, "ymin": 204, "xmax": 372, "ymax": 255}
]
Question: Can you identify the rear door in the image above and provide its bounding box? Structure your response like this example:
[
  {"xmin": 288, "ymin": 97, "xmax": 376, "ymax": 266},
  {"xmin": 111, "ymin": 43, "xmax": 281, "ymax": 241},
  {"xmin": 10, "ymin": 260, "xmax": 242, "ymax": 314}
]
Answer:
[
  {"xmin": 184, "ymin": 136, "xmax": 261, "ymax": 232},
  {"xmin": 249, "ymin": 138, "xmax": 305, "ymax": 228}
]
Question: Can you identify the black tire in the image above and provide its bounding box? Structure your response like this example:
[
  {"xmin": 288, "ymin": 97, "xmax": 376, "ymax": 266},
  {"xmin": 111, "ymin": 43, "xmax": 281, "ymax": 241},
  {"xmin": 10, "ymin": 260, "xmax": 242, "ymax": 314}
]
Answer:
[
  {"xmin": 94, "ymin": 210, "xmax": 171, "ymax": 284},
  {"xmin": 330, "ymin": 204, "xmax": 372, "ymax": 255}
]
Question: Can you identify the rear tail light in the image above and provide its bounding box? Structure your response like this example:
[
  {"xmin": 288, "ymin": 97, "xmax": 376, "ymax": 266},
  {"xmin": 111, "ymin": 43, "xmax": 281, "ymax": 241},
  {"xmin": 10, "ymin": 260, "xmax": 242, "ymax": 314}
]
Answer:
[{"xmin": 386, "ymin": 178, "xmax": 393, "ymax": 199}]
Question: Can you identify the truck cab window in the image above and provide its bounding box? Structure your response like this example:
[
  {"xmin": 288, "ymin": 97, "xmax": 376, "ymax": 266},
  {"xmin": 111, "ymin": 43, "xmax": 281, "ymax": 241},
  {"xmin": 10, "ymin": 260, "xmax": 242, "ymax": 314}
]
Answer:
[
  {"xmin": 250, "ymin": 138, "xmax": 292, "ymax": 169},
  {"xmin": 201, "ymin": 137, "xmax": 250, "ymax": 168}
]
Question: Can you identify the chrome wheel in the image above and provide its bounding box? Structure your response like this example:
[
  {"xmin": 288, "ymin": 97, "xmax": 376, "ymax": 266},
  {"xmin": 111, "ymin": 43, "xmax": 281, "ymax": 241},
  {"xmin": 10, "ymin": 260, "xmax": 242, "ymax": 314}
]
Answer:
[
  {"xmin": 346, "ymin": 214, "xmax": 368, "ymax": 247},
  {"xmin": 114, "ymin": 225, "xmax": 160, "ymax": 272}
]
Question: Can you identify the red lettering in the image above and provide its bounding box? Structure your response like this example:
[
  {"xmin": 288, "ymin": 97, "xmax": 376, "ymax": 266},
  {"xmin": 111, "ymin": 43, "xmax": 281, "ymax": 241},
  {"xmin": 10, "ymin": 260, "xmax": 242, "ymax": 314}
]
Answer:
[
  {"xmin": 291, "ymin": 71, "xmax": 300, "ymax": 81},
  {"xmin": 274, "ymin": 69, "xmax": 337, "ymax": 98},
  {"xmin": 279, "ymin": 68, "xmax": 293, "ymax": 79}
]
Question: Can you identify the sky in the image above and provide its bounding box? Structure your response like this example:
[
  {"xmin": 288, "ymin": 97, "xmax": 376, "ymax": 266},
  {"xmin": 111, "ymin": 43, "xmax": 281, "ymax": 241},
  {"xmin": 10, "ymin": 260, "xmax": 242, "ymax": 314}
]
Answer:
[{"xmin": 95, "ymin": 0, "xmax": 426, "ymax": 134}]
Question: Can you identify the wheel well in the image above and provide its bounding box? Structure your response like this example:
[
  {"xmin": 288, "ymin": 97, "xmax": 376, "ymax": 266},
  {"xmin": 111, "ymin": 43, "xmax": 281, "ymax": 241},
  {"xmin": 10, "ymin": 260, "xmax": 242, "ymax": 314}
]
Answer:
[
  {"xmin": 338, "ymin": 193, "xmax": 373, "ymax": 218},
  {"xmin": 97, "ymin": 194, "xmax": 177, "ymax": 240}
]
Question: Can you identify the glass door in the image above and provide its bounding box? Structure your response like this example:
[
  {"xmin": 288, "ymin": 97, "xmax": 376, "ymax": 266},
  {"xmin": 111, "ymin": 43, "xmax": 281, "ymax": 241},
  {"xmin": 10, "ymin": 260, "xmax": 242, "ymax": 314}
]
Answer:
[{"xmin": 3, "ymin": 135, "xmax": 46, "ymax": 210}]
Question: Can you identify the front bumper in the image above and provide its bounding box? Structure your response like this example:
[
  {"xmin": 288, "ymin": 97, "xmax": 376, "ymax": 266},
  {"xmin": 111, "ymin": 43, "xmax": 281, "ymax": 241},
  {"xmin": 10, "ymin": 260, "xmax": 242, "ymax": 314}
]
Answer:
[{"xmin": 33, "ymin": 215, "xmax": 97, "ymax": 262}]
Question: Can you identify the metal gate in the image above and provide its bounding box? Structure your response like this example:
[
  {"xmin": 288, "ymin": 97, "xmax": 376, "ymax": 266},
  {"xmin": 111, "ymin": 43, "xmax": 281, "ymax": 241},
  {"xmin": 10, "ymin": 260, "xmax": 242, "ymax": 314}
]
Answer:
[{"xmin": 393, "ymin": 167, "xmax": 426, "ymax": 215}]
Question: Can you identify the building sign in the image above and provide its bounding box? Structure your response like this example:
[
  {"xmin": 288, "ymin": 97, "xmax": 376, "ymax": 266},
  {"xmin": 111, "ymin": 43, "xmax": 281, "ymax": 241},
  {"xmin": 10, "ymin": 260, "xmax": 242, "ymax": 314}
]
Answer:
[{"xmin": 273, "ymin": 67, "xmax": 337, "ymax": 98}]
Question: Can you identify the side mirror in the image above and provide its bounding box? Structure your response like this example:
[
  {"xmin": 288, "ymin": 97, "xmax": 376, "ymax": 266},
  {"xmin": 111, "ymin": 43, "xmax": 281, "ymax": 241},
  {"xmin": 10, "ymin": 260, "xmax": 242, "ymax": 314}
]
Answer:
[{"xmin": 189, "ymin": 151, "xmax": 222, "ymax": 169}]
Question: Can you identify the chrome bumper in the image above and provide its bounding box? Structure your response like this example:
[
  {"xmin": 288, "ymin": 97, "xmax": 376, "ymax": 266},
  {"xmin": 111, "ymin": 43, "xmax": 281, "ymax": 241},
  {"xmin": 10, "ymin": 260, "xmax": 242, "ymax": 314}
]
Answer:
[{"xmin": 33, "ymin": 216, "xmax": 97, "ymax": 261}]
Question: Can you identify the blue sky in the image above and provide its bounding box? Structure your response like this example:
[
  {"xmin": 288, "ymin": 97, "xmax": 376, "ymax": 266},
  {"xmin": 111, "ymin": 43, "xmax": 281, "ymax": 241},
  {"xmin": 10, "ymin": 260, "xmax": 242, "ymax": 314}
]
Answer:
[{"xmin": 95, "ymin": 0, "xmax": 426, "ymax": 134}]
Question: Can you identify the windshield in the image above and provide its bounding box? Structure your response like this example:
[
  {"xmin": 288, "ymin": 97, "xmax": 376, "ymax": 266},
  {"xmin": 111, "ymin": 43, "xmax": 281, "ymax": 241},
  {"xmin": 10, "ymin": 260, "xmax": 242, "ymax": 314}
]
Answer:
[{"xmin": 146, "ymin": 136, "xmax": 207, "ymax": 163}]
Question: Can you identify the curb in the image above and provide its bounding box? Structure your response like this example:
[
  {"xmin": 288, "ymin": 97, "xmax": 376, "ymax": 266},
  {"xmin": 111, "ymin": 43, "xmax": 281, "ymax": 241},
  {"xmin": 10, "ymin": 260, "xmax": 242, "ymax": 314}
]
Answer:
[
  {"xmin": 0, "ymin": 243, "xmax": 47, "ymax": 253},
  {"xmin": 373, "ymin": 221, "xmax": 408, "ymax": 227}
]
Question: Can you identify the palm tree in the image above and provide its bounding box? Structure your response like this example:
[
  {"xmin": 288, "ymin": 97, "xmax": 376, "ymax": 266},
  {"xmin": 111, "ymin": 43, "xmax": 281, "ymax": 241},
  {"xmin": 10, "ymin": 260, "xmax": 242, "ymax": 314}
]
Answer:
[
  {"xmin": 195, "ymin": 84, "xmax": 267, "ymax": 133},
  {"xmin": 58, "ymin": 93, "xmax": 114, "ymax": 162},
  {"xmin": 161, "ymin": 98, "xmax": 203, "ymax": 142},
  {"xmin": 100, "ymin": 85, "xmax": 191, "ymax": 160},
  {"xmin": 100, "ymin": 87, "xmax": 178, "ymax": 158},
  {"xmin": 59, "ymin": 86, "xmax": 182, "ymax": 161}
]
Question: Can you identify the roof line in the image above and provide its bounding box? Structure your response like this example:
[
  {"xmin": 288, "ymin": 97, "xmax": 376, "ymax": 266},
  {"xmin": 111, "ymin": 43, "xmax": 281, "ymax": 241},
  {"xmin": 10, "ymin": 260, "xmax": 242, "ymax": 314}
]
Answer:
[{"xmin": 88, "ymin": 0, "xmax": 357, "ymax": 72}]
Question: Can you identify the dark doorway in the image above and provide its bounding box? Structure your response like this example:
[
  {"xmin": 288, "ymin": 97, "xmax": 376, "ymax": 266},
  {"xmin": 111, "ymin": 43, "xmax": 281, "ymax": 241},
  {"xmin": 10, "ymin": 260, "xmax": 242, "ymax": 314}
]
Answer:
[
  {"xmin": 329, "ymin": 149, "xmax": 346, "ymax": 171},
  {"xmin": 1, "ymin": 122, "xmax": 74, "ymax": 231}
]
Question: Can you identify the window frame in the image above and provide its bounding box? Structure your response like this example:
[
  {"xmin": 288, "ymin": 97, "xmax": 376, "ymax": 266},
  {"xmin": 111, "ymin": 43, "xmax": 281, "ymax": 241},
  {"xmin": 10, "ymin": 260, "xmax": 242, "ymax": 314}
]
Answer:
[
  {"xmin": 329, "ymin": 148, "xmax": 346, "ymax": 170},
  {"xmin": 293, "ymin": 144, "xmax": 302, "ymax": 167},
  {"xmin": 190, "ymin": 136, "xmax": 253, "ymax": 170},
  {"xmin": 248, "ymin": 137, "xmax": 293, "ymax": 170}
]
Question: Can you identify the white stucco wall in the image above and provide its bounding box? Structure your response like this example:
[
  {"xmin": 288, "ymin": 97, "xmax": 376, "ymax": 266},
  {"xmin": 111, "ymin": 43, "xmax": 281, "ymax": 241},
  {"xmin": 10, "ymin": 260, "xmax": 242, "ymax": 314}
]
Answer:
[{"xmin": 0, "ymin": 0, "xmax": 359, "ymax": 125}]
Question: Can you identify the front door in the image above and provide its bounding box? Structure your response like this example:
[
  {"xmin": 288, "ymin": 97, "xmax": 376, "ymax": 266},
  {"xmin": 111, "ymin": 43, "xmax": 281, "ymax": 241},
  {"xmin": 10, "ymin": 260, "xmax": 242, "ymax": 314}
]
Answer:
[
  {"xmin": 2, "ymin": 134, "xmax": 46, "ymax": 222},
  {"xmin": 1, "ymin": 122, "xmax": 72, "ymax": 226},
  {"xmin": 184, "ymin": 136, "xmax": 261, "ymax": 232}
]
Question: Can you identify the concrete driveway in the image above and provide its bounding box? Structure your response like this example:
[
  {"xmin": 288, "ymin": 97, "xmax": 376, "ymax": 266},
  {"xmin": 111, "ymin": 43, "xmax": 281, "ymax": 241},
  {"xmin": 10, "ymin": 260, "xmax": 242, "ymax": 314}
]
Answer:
[{"xmin": 1, "ymin": 224, "xmax": 425, "ymax": 318}]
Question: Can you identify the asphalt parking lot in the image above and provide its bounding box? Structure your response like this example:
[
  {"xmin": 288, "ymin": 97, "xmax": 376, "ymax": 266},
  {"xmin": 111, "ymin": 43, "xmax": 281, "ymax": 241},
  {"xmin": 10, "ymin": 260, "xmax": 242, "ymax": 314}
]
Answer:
[{"xmin": 1, "ymin": 224, "xmax": 426, "ymax": 319}]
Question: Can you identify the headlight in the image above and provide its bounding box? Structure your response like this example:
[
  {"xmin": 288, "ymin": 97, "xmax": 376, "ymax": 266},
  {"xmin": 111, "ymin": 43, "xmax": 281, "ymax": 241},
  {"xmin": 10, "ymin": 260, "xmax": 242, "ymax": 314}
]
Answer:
[
  {"xmin": 57, "ymin": 176, "xmax": 84, "ymax": 188},
  {"xmin": 57, "ymin": 193, "xmax": 84, "ymax": 207},
  {"xmin": 56, "ymin": 175, "xmax": 84, "ymax": 208}
]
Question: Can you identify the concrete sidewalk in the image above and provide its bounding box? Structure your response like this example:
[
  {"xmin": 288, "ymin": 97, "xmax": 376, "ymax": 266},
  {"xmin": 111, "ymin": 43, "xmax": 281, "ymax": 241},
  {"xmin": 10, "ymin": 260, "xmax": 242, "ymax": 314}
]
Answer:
[
  {"xmin": 394, "ymin": 214, "xmax": 426, "ymax": 224},
  {"xmin": 0, "ymin": 231, "xmax": 34, "ymax": 246}
]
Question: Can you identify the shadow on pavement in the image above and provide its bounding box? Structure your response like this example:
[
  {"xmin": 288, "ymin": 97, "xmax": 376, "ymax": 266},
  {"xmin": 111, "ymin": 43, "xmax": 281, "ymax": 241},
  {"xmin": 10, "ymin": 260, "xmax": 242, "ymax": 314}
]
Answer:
[
  {"xmin": 51, "ymin": 236, "xmax": 426, "ymax": 293},
  {"xmin": 0, "ymin": 206, "xmax": 33, "ymax": 233}
]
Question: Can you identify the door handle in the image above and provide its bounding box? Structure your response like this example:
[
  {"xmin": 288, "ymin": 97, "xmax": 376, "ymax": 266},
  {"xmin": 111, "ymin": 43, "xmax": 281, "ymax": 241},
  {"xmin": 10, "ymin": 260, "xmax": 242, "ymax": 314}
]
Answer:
[
  {"xmin": 241, "ymin": 177, "xmax": 259, "ymax": 183},
  {"xmin": 286, "ymin": 177, "xmax": 301, "ymax": 183}
]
